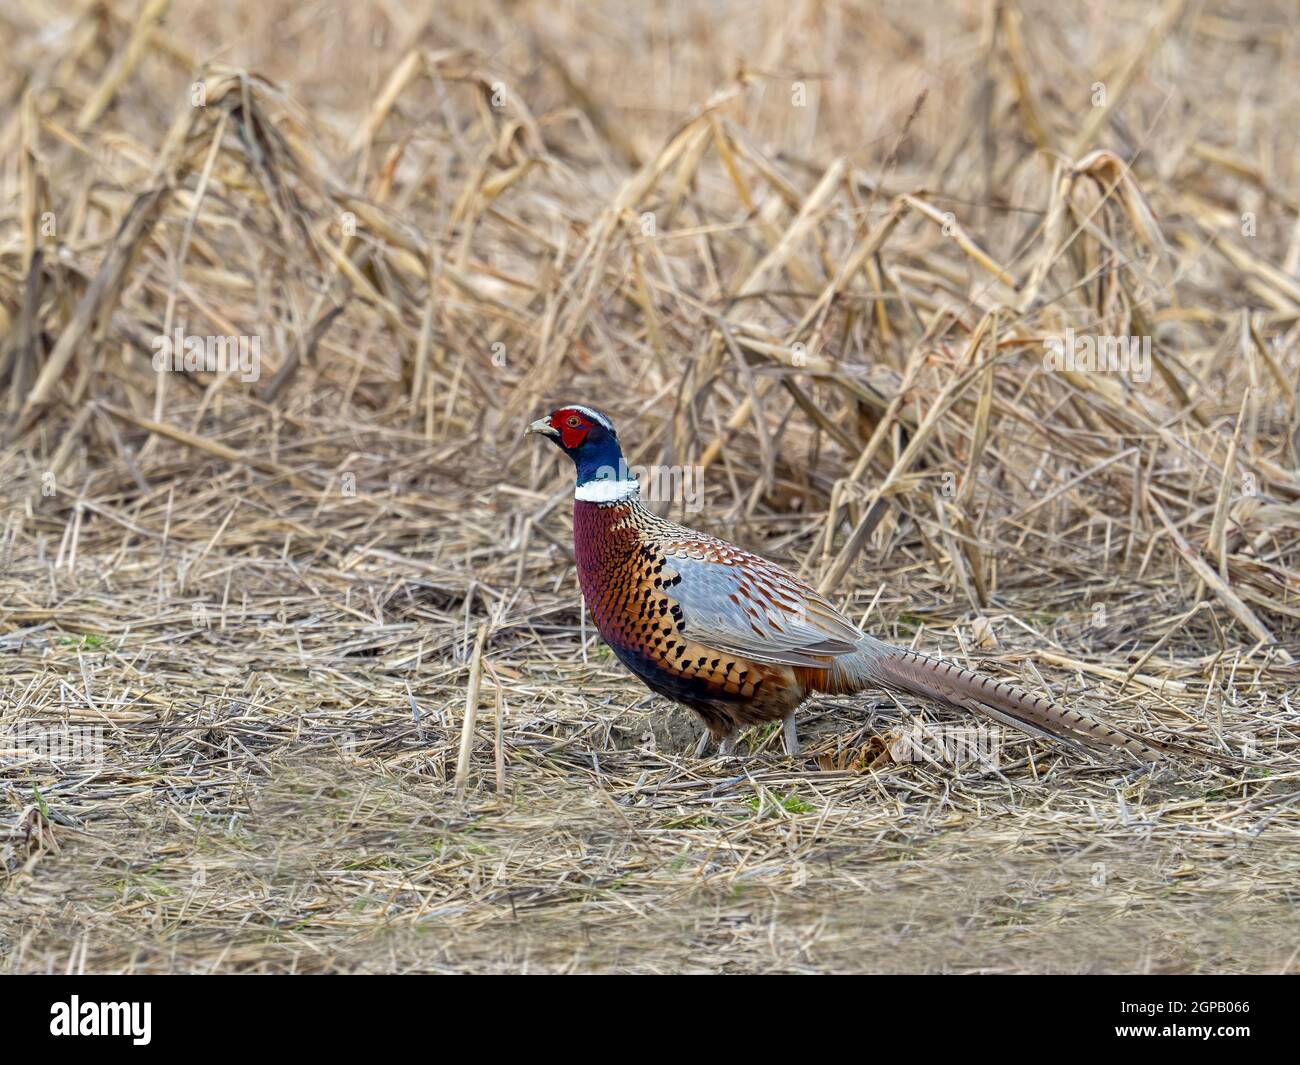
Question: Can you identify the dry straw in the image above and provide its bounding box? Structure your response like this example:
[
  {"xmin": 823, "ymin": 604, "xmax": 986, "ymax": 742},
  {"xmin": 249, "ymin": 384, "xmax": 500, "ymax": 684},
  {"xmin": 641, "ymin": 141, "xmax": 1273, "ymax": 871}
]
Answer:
[{"xmin": 0, "ymin": 0, "xmax": 1298, "ymax": 973}]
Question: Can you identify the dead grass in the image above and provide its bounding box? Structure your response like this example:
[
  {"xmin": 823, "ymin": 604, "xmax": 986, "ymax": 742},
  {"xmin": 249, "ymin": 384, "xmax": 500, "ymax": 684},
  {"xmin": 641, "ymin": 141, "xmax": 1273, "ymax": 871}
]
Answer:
[{"xmin": 1, "ymin": 0, "xmax": 1299, "ymax": 973}]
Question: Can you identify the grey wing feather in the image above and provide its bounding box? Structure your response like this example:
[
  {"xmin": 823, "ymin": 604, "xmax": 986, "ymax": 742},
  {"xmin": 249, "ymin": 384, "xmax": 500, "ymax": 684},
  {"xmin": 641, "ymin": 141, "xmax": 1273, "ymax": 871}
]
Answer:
[{"xmin": 663, "ymin": 551, "xmax": 863, "ymax": 668}]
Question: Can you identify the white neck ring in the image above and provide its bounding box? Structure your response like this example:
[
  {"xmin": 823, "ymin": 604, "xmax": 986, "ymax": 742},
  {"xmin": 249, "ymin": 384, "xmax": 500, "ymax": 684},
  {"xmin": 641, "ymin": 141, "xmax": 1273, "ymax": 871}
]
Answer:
[{"xmin": 575, "ymin": 479, "xmax": 639, "ymax": 503}]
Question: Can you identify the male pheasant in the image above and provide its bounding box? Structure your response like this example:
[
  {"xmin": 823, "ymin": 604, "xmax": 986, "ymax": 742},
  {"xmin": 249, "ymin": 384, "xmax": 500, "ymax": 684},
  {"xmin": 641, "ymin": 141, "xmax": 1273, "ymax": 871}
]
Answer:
[{"xmin": 527, "ymin": 404, "xmax": 1226, "ymax": 764}]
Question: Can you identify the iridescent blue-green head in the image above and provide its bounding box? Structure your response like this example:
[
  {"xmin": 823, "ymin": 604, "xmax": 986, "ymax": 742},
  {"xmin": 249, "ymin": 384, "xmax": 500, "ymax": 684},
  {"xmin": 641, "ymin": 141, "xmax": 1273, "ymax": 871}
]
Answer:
[{"xmin": 526, "ymin": 405, "xmax": 630, "ymax": 491}]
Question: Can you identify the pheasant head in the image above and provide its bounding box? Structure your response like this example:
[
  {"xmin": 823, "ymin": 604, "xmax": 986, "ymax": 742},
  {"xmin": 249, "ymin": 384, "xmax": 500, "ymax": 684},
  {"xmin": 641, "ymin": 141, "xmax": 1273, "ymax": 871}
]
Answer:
[{"xmin": 526, "ymin": 405, "xmax": 637, "ymax": 501}]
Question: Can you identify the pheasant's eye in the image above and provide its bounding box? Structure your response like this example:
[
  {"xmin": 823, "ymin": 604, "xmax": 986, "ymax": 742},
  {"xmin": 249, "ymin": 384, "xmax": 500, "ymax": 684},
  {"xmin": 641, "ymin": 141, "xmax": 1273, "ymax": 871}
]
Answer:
[{"xmin": 566, "ymin": 416, "xmax": 582, "ymax": 428}]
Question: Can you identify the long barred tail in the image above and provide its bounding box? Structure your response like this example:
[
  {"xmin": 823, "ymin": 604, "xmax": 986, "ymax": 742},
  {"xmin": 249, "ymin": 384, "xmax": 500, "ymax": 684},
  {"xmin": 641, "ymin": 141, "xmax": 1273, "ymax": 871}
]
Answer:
[{"xmin": 823, "ymin": 636, "xmax": 1245, "ymax": 767}]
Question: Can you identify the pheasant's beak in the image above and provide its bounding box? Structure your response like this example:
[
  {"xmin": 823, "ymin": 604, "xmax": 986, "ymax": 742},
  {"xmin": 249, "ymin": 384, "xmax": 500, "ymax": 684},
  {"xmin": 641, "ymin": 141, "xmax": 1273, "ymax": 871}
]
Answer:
[{"xmin": 525, "ymin": 417, "xmax": 559, "ymax": 440}]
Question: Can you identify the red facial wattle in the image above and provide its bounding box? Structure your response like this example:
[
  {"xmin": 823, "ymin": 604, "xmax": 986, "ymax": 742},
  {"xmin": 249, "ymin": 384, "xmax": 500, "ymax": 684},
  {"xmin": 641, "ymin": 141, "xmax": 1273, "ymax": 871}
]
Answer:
[{"xmin": 556, "ymin": 414, "xmax": 589, "ymax": 449}]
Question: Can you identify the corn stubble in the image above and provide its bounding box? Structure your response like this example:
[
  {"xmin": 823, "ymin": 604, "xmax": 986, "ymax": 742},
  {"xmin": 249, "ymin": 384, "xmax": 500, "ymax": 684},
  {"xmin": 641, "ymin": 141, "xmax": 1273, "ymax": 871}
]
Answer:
[{"xmin": 0, "ymin": 0, "xmax": 1298, "ymax": 974}]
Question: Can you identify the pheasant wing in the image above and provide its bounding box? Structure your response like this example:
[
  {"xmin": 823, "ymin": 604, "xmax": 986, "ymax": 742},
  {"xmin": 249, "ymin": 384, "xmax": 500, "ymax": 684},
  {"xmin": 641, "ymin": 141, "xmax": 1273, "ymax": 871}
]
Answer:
[{"xmin": 659, "ymin": 538, "xmax": 862, "ymax": 667}]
